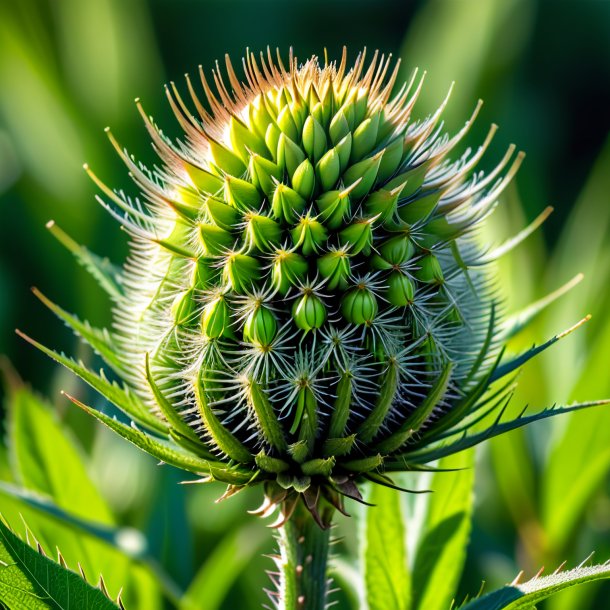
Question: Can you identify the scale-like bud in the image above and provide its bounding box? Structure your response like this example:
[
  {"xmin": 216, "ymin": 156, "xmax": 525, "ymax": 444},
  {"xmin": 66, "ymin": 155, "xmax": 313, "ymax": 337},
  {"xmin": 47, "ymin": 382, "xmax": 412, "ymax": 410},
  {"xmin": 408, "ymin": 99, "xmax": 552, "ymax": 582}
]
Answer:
[{"xmin": 27, "ymin": 49, "xmax": 597, "ymax": 529}]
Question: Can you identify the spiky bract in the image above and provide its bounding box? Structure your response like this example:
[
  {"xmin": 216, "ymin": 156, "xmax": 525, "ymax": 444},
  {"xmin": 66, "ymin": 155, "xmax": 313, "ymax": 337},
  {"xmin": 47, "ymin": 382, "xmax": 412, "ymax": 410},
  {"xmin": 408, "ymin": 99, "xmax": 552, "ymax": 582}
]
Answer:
[{"xmin": 26, "ymin": 49, "xmax": 596, "ymax": 527}]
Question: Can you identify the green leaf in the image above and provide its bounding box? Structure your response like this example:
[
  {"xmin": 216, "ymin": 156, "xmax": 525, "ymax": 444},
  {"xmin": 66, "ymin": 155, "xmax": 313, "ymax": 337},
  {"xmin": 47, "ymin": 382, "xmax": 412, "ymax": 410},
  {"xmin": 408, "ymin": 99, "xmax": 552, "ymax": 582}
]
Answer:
[
  {"xmin": 411, "ymin": 450, "xmax": 475, "ymax": 610},
  {"xmin": 45, "ymin": 220, "xmax": 124, "ymax": 300},
  {"xmin": 460, "ymin": 561, "xmax": 610, "ymax": 610},
  {"xmin": 362, "ymin": 484, "xmax": 410, "ymax": 610},
  {"xmin": 0, "ymin": 516, "xmax": 120, "ymax": 609},
  {"xmin": 397, "ymin": 400, "xmax": 610, "ymax": 465},
  {"xmin": 0, "ymin": 483, "xmax": 183, "ymax": 607},
  {"xmin": 31, "ymin": 288, "xmax": 124, "ymax": 374},
  {"xmin": 7, "ymin": 387, "xmax": 131, "ymax": 601},
  {"xmin": 17, "ymin": 330, "xmax": 169, "ymax": 434}
]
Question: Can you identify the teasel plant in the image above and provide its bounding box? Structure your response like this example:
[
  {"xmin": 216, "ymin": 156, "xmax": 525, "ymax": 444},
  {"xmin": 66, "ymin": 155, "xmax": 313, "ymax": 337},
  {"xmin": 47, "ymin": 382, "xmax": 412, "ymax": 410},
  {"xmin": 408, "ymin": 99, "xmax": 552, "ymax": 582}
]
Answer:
[{"xmin": 18, "ymin": 48, "xmax": 609, "ymax": 609}]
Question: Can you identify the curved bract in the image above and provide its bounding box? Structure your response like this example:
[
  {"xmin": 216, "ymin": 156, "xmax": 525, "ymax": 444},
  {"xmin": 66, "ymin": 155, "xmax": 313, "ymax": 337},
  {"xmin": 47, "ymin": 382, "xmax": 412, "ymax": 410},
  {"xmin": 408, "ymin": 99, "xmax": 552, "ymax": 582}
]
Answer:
[{"xmin": 23, "ymin": 48, "xmax": 600, "ymax": 528}]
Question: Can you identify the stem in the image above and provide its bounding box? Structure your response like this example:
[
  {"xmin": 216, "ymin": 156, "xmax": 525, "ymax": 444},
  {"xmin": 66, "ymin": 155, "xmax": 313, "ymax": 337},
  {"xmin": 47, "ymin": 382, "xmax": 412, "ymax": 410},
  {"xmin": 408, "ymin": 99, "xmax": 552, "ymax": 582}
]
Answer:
[{"xmin": 277, "ymin": 502, "xmax": 332, "ymax": 610}]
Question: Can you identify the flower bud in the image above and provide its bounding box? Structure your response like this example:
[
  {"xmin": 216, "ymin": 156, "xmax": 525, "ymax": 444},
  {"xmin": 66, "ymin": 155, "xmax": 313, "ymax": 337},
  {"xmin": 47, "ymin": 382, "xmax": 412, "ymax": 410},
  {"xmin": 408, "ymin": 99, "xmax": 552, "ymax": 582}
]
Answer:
[
  {"xmin": 386, "ymin": 271, "xmax": 415, "ymax": 307},
  {"xmin": 291, "ymin": 158, "xmax": 316, "ymax": 200},
  {"xmin": 270, "ymin": 249, "xmax": 308, "ymax": 295},
  {"xmin": 201, "ymin": 295, "xmax": 231, "ymax": 338},
  {"xmin": 271, "ymin": 183, "xmax": 306, "ymax": 224},
  {"xmin": 292, "ymin": 292, "xmax": 327, "ymax": 331},
  {"xmin": 291, "ymin": 215, "xmax": 328, "ymax": 255},
  {"xmin": 341, "ymin": 287, "xmax": 378, "ymax": 325},
  {"xmin": 243, "ymin": 306, "xmax": 277, "ymax": 345},
  {"xmin": 317, "ymin": 249, "xmax": 351, "ymax": 290},
  {"xmin": 414, "ymin": 253, "xmax": 444, "ymax": 284}
]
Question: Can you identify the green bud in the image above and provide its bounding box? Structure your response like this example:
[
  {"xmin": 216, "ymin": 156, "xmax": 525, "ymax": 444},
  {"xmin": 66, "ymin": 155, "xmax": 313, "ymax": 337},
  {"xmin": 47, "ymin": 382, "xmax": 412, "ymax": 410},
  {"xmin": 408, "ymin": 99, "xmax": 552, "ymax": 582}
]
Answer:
[
  {"xmin": 339, "ymin": 218, "xmax": 375, "ymax": 255},
  {"xmin": 376, "ymin": 137, "xmax": 404, "ymax": 183},
  {"xmin": 316, "ymin": 190, "xmax": 350, "ymax": 230},
  {"xmin": 414, "ymin": 253, "xmax": 444, "ymax": 284},
  {"xmin": 265, "ymin": 122, "xmax": 282, "ymax": 160},
  {"xmin": 350, "ymin": 113, "xmax": 380, "ymax": 162},
  {"xmin": 302, "ymin": 116, "xmax": 327, "ymax": 163},
  {"xmin": 191, "ymin": 257, "xmax": 218, "ymax": 288},
  {"xmin": 249, "ymin": 154, "xmax": 282, "ymax": 197},
  {"xmin": 207, "ymin": 137, "xmax": 246, "ymax": 177},
  {"xmin": 243, "ymin": 305, "xmax": 277, "ymax": 346},
  {"xmin": 277, "ymin": 133, "xmax": 306, "ymax": 177},
  {"xmin": 184, "ymin": 163, "xmax": 223, "ymax": 195},
  {"xmin": 198, "ymin": 224, "xmax": 235, "ymax": 256},
  {"xmin": 317, "ymin": 249, "xmax": 351, "ymax": 290},
  {"xmin": 292, "ymin": 292, "xmax": 327, "ymax": 331},
  {"xmin": 223, "ymin": 253, "xmax": 260, "ymax": 292},
  {"xmin": 277, "ymin": 104, "xmax": 299, "ymax": 142},
  {"xmin": 171, "ymin": 288, "xmax": 197, "ymax": 325},
  {"xmin": 201, "ymin": 295, "xmax": 231, "ymax": 338},
  {"xmin": 206, "ymin": 196, "xmax": 241, "ymax": 231},
  {"xmin": 291, "ymin": 214, "xmax": 328, "ymax": 255},
  {"xmin": 316, "ymin": 148, "xmax": 341, "ymax": 192},
  {"xmin": 398, "ymin": 189, "xmax": 442, "ymax": 223},
  {"xmin": 271, "ymin": 250, "xmax": 308, "ymax": 295},
  {"xmin": 291, "ymin": 158, "xmax": 316, "ymax": 200},
  {"xmin": 244, "ymin": 214, "xmax": 282, "ymax": 251},
  {"xmin": 378, "ymin": 234, "xmax": 415, "ymax": 265},
  {"xmin": 249, "ymin": 94, "xmax": 274, "ymax": 139},
  {"xmin": 310, "ymin": 100, "xmax": 325, "ymax": 126},
  {"xmin": 363, "ymin": 183, "xmax": 405, "ymax": 223},
  {"xmin": 341, "ymin": 287, "xmax": 378, "ymax": 325},
  {"xmin": 271, "ymin": 183, "xmax": 307, "ymax": 223},
  {"xmin": 229, "ymin": 115, "xmax": 269, "ymax": 163},
  {"xmin": 224, "ymin": 176, "xmax": 262, "ymax": 211},
  {"xmin": 386, "ymin": 271, "xmax": 415, "ymax": 306},
  {"xmin": 343, "ymin": 151, "xmax": 383, "ymax": 199},
  {"xmin": 329, "ymin": 109, "xmax": 350, "ymax": 145},
  {"xmin": 335, "ymin": 133, "xmax": 352, "ymax": 172}
]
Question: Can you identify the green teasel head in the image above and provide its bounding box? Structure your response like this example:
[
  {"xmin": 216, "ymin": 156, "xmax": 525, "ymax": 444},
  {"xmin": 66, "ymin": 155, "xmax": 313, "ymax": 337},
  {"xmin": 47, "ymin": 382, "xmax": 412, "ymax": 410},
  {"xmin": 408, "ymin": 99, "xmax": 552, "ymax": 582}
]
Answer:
[{"xmin": 21, "ymin": 48, "xmax": 601, "ymax": 529}]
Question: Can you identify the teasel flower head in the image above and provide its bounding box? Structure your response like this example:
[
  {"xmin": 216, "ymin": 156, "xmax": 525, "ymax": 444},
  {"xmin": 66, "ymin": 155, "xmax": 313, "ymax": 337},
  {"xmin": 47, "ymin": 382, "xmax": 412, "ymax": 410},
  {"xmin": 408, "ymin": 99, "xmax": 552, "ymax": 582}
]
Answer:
[{"xmin": 20, "ymin": 48, "xmax": 604, "ymax": 529}]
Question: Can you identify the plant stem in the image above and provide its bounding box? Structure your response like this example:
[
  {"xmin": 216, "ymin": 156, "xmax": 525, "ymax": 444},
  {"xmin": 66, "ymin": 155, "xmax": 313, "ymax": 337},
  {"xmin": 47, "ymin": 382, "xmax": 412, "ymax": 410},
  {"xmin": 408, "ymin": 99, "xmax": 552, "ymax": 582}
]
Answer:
[{"xmin": 277, "ymin": 502, "xmax": 331, "ymax": 610}]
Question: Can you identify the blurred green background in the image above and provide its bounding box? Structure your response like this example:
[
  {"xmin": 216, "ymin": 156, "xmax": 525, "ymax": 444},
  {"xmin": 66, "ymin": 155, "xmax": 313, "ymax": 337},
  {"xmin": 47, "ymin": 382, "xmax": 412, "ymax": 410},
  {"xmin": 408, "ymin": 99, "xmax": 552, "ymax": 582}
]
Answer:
[{"xmin": 1, "ymin": 0, "xmax": 609, "ymax": 608}]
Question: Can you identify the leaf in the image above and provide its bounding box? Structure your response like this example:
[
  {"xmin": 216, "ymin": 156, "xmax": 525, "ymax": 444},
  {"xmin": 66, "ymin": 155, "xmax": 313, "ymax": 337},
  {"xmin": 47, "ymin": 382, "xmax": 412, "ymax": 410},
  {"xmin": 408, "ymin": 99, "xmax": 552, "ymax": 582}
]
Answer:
[
  {"xmin": 542, "ymin": 323, "xmax": 610, "ymax": 554},
  {"xmin": 0, "ymin": 482, "xmax": 183, "ymax": 607},
  {"xmin": 411, "ymin": 449, "xmax": 475, "ymax": 610},
  {"xmin": 395, "ymin": 399, "xmax": 610, "ymax": 465},
  {"xmin": 17, "ymin": 330, "xmax": 169, "ymax": 434},
  {"xmin": 45, "ymin": 219, "xmax": 124, "ymax": 300},
  {"xmin": 460, "ymin": 561, "xmax": 610, "ymax": 609},
  {"xmin": 181, "ymin": 522, "xmax": 268, "ymax": 610},
  {"xmin": 5, "ymin": 387, "xmax": 156, "ymax": 607},
  {"xmin": 0, "ymin": 516, "xmax": 120, "ymax": 609},
  {"xmin": 31, "ymin": 288, "xmax": 124, "ymax": 374},
  {"xmin": 361, "ymin": 483, "xmax": 410, "ymax": 610},
  {"xmin": 63, "ymin": 391, "xmax": 253, "ymax": 485}
]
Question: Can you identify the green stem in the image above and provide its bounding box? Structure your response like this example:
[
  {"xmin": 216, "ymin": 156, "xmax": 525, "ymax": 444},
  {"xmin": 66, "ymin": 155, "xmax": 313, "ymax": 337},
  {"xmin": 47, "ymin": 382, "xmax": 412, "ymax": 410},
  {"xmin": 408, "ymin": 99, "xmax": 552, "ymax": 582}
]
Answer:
[{"xmin": 277, "ymin": 502, "xmax": 332, "ymax": 610}]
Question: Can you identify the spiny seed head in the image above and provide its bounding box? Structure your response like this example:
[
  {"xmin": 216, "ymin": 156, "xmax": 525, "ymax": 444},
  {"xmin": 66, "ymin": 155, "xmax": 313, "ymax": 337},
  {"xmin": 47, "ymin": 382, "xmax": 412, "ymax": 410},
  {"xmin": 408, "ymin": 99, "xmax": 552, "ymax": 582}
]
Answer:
[{"xmin": 30, "ymin": 48, "xmax": 571, "ymax": 528}]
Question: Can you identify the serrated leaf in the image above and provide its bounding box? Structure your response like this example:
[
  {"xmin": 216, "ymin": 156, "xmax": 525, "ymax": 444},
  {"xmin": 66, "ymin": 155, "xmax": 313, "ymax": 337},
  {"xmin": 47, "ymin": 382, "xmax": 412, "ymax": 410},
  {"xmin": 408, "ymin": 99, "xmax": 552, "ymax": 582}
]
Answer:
[
  {"xmin": 460, "ymin": 562, "xmax": 610, "ymax": 610},
  {"xmin": 0, "ymin": 483, "xmax": 180, "ymax": 607},
  {"xmin": 411, "ymin": 450, "xmax": 475, "ymax": 610},
  {"xmin": 362, "ymin": 484, "xmax": 410, "ymax": 610},
  {"xmin": 63, "ymin": 392, "xmax": 212, "ymax": 475},
  {"xmin": 396, "ymin": 400, "xmax": 610, "ymax": 465},
  {"xmin": 17, "ymin": 330, "xmax": 168, "ymax": 434},
  {"xmin": 32, "ymin": 288, "xmax": 124, "ymax": 374},
  {"xmin": 0, "ymin": 516, "xmax": 120, "ymax": 609},
  {"xmin": 7, "ymin": 387, "xmax": 133, "ymax": 603},
  {"xmin": 46, "ymin": 220, "xmax": 124, "ymax": 299}
]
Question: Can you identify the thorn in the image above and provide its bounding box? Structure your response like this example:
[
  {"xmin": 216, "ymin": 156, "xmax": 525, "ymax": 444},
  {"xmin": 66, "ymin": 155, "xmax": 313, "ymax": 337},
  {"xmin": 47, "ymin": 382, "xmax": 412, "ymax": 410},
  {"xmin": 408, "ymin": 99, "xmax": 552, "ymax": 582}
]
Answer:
[{"xmin": 510, "ymin": 570, "xmax": 524, "ymax": 586}]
